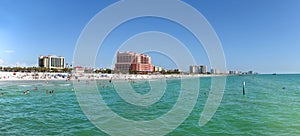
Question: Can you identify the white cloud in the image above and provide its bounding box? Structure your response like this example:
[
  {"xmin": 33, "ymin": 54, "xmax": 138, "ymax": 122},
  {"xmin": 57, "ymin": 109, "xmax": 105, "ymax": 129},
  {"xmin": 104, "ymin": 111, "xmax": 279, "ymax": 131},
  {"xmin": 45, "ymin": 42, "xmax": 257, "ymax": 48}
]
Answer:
[{"xmin": 4, "ymin": 50, "xmax": 15, "ymax": 53}]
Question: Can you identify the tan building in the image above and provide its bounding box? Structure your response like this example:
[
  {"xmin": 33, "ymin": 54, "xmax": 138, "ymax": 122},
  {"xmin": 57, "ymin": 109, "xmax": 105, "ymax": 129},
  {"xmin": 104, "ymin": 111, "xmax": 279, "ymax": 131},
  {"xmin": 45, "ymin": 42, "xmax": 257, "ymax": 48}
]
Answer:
[
  {"xmin": 115, "ymin": 51, "xmax": 154, "ymax": 72},
  {"xmin": 154, "ymin": 66, "xmax": 163, "ymax": 72},
  {"xmin": 38, "ymin": 55, "xmax": 65, "ymax": 69}
]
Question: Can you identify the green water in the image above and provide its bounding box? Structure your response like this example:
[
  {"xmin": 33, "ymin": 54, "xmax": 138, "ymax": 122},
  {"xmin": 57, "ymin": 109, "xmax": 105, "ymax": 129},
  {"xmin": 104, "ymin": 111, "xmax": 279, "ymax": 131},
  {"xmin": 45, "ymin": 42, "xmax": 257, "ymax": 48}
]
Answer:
[{"xmin": 1, "ymin": 74, "xmax": 300, "ymax": 135}]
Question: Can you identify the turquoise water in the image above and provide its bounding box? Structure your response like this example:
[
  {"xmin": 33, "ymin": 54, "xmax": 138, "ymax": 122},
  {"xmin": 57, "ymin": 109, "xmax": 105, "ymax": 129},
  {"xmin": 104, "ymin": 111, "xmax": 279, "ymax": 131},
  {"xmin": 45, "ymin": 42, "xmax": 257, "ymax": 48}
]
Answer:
[{"xmin": 1, "ymin": 74, "xmax": 300, "ymax": 135}]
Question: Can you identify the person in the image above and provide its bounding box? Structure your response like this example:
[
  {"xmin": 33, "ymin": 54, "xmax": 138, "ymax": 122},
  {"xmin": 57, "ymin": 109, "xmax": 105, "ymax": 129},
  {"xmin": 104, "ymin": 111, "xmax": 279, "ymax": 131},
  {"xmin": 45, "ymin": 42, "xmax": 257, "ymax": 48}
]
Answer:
[
  {"xmin": 50, "ymin": 90, "xmax": 55, "ymax": 94},
  {"xmin": 24, "ymin": 90, "xmax": 30, "ymax": 95},
  {"xmin": 46, "ymin": 90, "xmax": 49, "ymax": 94},
  {"xmin": 0, "ymin": 93, "xmax": 4, "ymax": 96},
  {"xmin": 34, "ymin": 87, "xmax": 38, "ymax": 91}
]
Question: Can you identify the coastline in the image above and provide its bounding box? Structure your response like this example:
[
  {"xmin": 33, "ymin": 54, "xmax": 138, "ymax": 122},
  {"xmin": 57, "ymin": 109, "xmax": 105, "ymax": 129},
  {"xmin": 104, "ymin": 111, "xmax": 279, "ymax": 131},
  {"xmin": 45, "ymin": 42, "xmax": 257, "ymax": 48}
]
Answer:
[{"xmin": 0, "ymin": 72, "xmax": 227, "ymax": 82}]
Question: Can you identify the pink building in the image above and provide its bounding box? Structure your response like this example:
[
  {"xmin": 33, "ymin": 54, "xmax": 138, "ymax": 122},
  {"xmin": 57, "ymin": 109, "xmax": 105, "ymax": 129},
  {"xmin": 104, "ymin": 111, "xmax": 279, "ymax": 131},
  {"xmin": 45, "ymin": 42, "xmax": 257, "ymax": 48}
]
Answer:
[{"xmin": 115, "ymin": 52, "xmax": 154, "ymax": 72}]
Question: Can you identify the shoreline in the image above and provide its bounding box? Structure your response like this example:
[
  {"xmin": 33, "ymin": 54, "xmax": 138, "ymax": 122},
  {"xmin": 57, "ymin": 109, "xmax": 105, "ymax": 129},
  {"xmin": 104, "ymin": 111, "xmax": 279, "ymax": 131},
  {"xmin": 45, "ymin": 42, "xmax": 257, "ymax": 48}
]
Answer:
[{"xmin": 0, "ymin": 72, "xmax": 229, "ymax": 82}]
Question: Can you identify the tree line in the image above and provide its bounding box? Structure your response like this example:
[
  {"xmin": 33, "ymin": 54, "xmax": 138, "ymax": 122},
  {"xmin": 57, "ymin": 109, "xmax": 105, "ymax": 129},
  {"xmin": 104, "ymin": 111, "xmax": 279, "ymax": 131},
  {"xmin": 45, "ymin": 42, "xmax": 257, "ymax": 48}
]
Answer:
[{"xmin": 0, "ymin": 66, "xmax": 73, "ymax": 73}]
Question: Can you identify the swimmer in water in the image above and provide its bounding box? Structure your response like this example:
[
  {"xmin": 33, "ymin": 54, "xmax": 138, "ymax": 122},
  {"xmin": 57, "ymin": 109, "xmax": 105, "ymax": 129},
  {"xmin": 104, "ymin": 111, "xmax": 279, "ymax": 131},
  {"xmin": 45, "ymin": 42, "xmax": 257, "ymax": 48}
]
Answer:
[
  {"xmin": 49, "ymin": 90, "xmax": 55, "ymax": 94},
  {"xmin": 24, "ymin": 90, "xmax": 30, "ymax": 95}
]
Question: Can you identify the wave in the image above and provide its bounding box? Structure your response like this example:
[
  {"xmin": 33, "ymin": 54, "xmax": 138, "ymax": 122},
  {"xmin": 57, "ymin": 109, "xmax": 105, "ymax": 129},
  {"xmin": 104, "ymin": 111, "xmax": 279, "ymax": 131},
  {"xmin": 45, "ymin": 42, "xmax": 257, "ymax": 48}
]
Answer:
[
  {"xmin": 18, "ymin": 85, "xmax": 32, "ymax": 87},
  {"xmin": 59, "ymin": 84, "xmax": 71, "ymax": 87}
]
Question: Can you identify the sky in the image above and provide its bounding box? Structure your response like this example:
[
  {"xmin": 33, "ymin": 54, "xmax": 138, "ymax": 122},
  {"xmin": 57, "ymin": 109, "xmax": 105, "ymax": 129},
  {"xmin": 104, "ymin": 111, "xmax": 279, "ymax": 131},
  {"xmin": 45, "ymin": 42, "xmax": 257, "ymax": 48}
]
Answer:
[{"xmin": 0, "ymin": 0, "xmax": 299, "ymax": 74}]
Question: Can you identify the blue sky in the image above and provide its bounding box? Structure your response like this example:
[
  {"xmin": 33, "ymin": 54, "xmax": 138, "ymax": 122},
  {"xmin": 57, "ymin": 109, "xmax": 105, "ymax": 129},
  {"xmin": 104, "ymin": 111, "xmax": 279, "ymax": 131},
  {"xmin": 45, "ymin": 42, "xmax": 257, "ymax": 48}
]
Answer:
[{"xmin": 0, "ymin": 0, "xmax": 299, "ymax": 74}]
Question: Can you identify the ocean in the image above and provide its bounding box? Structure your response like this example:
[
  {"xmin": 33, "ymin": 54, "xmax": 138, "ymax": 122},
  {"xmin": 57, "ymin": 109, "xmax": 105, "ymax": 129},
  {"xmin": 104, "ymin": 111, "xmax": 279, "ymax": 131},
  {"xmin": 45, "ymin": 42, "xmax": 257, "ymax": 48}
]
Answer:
[{"xmin": 1, "ymin": 74, "xmax": 300, "ymax": 135}]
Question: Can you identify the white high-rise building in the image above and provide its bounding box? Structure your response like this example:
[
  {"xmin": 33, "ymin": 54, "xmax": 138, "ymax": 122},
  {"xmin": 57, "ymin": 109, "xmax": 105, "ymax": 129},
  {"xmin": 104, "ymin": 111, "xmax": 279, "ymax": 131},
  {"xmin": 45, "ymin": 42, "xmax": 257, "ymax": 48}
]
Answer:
[
  {"xmin": 190, "ymin": 65, "xmax": 199, "ymax": 73},
  {"xmin": 190, "ymin": 65, "xmax": 207, "ymax": 74},
  {"xmin": 211, "ymin": 68, "xmax": 222, "ymax": 74}
]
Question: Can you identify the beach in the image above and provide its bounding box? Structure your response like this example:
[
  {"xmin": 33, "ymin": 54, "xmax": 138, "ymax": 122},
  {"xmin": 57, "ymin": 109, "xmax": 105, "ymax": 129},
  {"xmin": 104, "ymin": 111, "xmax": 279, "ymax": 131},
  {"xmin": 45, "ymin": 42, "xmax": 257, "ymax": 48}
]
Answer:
[{"xmin": 0, "ymin": 71, "xmax": 222, "ymax": 81}]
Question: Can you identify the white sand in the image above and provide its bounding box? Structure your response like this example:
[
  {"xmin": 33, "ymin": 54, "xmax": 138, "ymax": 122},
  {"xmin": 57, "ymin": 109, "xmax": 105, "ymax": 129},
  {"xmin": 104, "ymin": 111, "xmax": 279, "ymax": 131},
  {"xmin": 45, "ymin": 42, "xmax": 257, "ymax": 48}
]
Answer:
[{"xmin": 0, "ymin": 72, "xmax": 224, "ymax": 81}]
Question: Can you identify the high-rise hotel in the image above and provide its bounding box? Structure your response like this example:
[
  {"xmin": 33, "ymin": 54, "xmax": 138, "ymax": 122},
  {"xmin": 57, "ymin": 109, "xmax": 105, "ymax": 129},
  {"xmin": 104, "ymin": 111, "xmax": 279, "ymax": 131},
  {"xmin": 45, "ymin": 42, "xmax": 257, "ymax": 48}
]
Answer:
[
  {"xmin": 38, "ymin": 55, "xmax": 65, "ymax": 69},
  {"xmin": 115, "ymin": 51, "xmax": 154, "ymax": 72},
  {"xmin": 189, "ymin": 65, "xmax": 207, "ymax": 74}
]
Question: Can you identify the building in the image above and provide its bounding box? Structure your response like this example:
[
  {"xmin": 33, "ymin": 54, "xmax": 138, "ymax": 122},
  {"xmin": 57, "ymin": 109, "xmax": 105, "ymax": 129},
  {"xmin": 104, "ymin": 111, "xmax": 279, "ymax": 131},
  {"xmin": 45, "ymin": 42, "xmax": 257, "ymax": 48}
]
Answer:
[
  {"xmin": 74, "ymin": 66, "xmax": 84, "ymax": 73},
  {"xmin": 229, "ymin": 70, "xmax": 240, "ymax": 75},
  {"xmin": 211, "ymin": 68, "xmax": 223, "ymax": 74},
  {"xmin": 190, "ymin": 65, "xmax": 199, "ymax": 73},
  {"xmin": 189, "ymin": 65, "xmax": 207, "ymax": 74},
  {"xmin": 200, "ymin": 65, "xmax": 207, "ymax": 74},
  {"xmin": 114, "ymin": 51, "xmax": 154, "ymax": 72},
  {"xmin": 38, "ymin": 55, "xmax": 65, "ymax": 69},
  {"xmin": 154, "ymin": 66, "xmax": 163, "ymax": 72}
]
